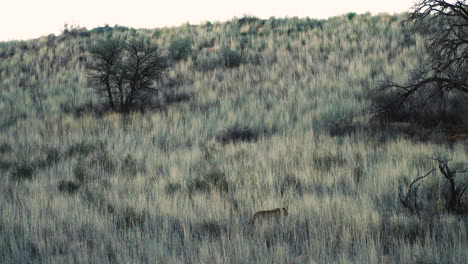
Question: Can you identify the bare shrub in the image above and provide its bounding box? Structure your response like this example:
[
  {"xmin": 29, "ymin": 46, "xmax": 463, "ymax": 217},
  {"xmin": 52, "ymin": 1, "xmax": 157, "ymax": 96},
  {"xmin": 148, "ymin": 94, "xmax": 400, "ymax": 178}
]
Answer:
[{"xmin": 398, "ymin": 156, "xmax": 467, "ymax": 215}]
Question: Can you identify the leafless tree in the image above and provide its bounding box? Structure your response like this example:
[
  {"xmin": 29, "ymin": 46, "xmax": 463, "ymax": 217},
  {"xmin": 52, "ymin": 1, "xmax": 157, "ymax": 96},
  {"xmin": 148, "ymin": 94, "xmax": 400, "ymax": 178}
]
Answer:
[
  {"xmin": 87, "ymin": 38, "xmax": 123, "ymax": 111},
  {"xmin": 87, "ymin": 37, "xmax": 167, "ymax": 112},
  {"xmin": 372, "ymin": 0, "xmax": 468, "ymax": 121}
]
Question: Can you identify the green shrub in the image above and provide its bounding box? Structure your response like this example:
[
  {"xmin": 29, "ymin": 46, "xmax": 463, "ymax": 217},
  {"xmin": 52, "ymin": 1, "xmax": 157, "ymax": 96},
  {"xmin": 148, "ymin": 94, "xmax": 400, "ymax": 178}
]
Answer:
[
  {"xmin": 221, "ymin": 47, "xmax": 242, "ymax": 68},
  {"xmin": 198, "ymin": 38, "xmax": 215, "ymax": 50},
  {"xmin": 168, "ymin": 37, "xmax": 193, "ymax": 62},
  {"xmin": 347, "ymin": 12, "xmax": 357, "ymax": 20},
  {"xmin": 194, "ymin": 50, "xmax": 224, "ymax": 71}
]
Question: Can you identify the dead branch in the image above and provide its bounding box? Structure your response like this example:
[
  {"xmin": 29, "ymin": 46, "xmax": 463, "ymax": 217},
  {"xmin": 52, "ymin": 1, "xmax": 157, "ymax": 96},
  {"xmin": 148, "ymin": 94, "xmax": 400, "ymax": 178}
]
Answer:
[
  {"xmin": 425, "ymin": 157, "xmax": 468, "ymax": 212},
  {"xmin": 399, "ymin": 168, "xmax": 435, "ymax": 215}
]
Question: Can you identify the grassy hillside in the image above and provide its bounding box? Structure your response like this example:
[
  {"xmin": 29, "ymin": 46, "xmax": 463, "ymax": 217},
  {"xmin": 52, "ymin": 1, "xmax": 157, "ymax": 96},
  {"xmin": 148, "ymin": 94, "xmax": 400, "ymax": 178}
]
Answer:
[{"xmin": 0, "ymin": 14, "xmax": 467, "ymax": 263}]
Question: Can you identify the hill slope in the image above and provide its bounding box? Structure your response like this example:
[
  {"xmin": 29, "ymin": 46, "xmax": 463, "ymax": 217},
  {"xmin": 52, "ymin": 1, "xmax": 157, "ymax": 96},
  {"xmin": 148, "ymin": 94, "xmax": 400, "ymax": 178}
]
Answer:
[{"xmin": 0, "ymin": 14, "xmax": 466, "ymax": 263}]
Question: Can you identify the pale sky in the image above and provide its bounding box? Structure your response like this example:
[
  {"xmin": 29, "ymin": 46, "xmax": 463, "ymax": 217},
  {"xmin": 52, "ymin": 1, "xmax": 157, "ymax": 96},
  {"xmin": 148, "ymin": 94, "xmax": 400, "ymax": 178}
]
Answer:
[{"xmin": 1, "ymin": 0, "xmax": 415, "ymax": 41}]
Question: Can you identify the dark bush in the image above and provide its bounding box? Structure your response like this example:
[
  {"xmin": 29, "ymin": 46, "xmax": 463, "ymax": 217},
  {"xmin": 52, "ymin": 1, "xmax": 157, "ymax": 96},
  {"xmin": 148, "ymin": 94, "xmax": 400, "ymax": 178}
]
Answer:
[
  {"xmin": 236, "ymin": 15, "xmax": 265, "ymax": 27},
  {"xmin": 11, "ymin": 164, "xmax": 34, "ymax": 181},
  {"xmin": 193, "ymin": 50, "xmax": 224, "ymax": 71},
  {"xmin": 0, "ymin": 160, "xmax": 13, "ymax": 171},
  {"xmin": 313, "ymin": 153, "xmax": 347, "ymax": 172},
  {"xmin": 187, "ymin": 178, "xmax": 211, "ymax": 194},
  {"xmin": 93, "ymin": 152, "xmax": 116, "ymax": 173},
  {"xmin": 328, "ymin": 120, "xmax": 356, "ymax": 137},
  {"xmin": 61, "ymin": 103, "xmax": 105, "ymax": 117},
  {"xmin": 198, "ymin": 38, "xmax": 215, "ymax": 50},
  {"xmin": 353, "ymin": 166, "xmax": 365, "ymax": 185},
  {"xmin": 58, "ymin": 180, "xmax": 81, "ymax": 194},
  {"xmin": 121, "ymin": 154, "xmax": 138, "ymax": 175},
  {"xmin": 191, "ymin": 220, "xmax": 224, "ymax": 240},
  {"xmin": 221, "ymin": 47, "xmax": 242, "ymax": 68},
  {"xmin": 204, "ymin": 169, "xmax": 229, "ymax": 193},
  {"xmin": 45, "ymin": 148, "xmax": 61, "ymax": 164},
  {"xmin": 0, "ymin": 143, "xmax": 13, "ymax": 154},
  {"xmin": 116, "ymin": 207, "xmax": 149, "ymax": 230},
  {"xmin": 67, "ymin": 141, "xmax": 101, "ymax": 157},
  {"xmin": 216, "ymin": 125, "xmax": 263, "ymax": 144},
  {"xmin": 74, "ymin": 159, "xmax": 88, "ymax": 183},
  {"xmin": 82, "ymin": 189, "xmax": 115, "ymax": 214},
  {"xmin": 277, "ymin": 174, "xmax": 303, "ymax": 196},
  {"xmin": 73, "ymin": 149, "xmax": 116, "ymax": 183},
  {"xmin": 35, "ymin": 147, "xmax": 61, "ymax": 168},
  {"xmin": 168, "ymin": 37, "xmax": 193, "ymax": 62},
  {"xmin": 165, "ymin": 183, "xmax": 182, "ymax": 195},
  {"xmin": 164, "ymin": 92, "xmax": 192, "ymax": 104},
  {"xmin": 186, "ymin": 168, "xmax": 230, "ymax": 195},
  {"xmin": 347, "ymin": 12, "xmax": 357, "ymax": 20}
]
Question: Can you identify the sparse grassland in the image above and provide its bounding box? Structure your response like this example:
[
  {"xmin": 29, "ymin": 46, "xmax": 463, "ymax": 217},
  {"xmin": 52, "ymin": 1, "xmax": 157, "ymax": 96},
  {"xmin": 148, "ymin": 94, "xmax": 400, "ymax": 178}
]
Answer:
[{"xmin": 0, "ymin": 14, "xmax": 467, "ymax": 263}]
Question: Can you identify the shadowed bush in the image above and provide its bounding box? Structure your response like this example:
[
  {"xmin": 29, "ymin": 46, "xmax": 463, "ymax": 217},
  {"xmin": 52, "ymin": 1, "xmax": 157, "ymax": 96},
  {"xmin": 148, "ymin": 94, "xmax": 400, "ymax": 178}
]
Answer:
[
  {"xmin": 204, "ymin": 169, "xmax": 230, "ymax": 193},
  {"xmin": 221, "ymin": 47, "xmax": 242, "ymax": 68},
  {"xmin": 67, "ymin": 141, "xmax": 102, "ymax": 158},
  {"xmin": 168, "ymin": 37, "xmax": 193, "ymax": 62},
  {"xmin": 165, "ymin": 183, "xmax": 182, "ymax": 196},
  {"xmin": 11, "ymin": 164, "xmax": 34, "ymax": 181},
  {"xmin": 35, "ymin": 147, "xmax": 61, "ymax": 168},
  {"xmin": 193, "ymin": 49, "xmax": 224, "ymax": 71},
  {"xmin": 277, "ymin": 174, "xmax": 303, "ymax": 196},
  {"xmin": 0, "ymin": 159, "xmax": 14, "ymax": 171},
  {"xmin": 74, "ymin": 159, "xmax": 88, "ymax": 183},
  {"xmin": 313, "ymin": 153, "xmax": 347, "ymax": 172},
  {"xmin": 116, "ymin": 207, "xmax": 149, "ymax": 230},
  {"xmin": 82, "ymin": 189, "xmax": 115, "ymax": 215},
  {"xmin": 217, "ymin": 125, "xmax": 274, "ymax": 144},
  {"xmin": 121, "ymin": 154, "xmax": 138, "ymax": 175},
  {"xmin": 191, "ymin": 220, "xmax": 224, "ymax": 241},
  {"xmin": 186, "ymin": 177, "xmax": 211, "ymax": 194},
  {"xmin": 0, "ymin": 143, "xmax": 13, "ymax": 154},
  {"xmin": 353, "ymin": 166, "xmax": 365, "ymax": 185},
  {"xmin": 187, "ymin": 169, "xmax": 230, "ymax": 194},
  {"xmin": 58, "ymin": 180, "xmax": 81, "ymax": 194},
  {"xmin": 164, "ymin": 92, "xmax": 192, "ymax": 105}
]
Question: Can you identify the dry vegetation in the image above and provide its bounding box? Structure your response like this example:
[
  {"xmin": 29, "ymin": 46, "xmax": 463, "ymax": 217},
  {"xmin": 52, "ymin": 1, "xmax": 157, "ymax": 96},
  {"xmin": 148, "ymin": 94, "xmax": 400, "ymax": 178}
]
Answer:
[{"xmin": 0, "ymin": 13, "xmax": 467, "ymax": 263}]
